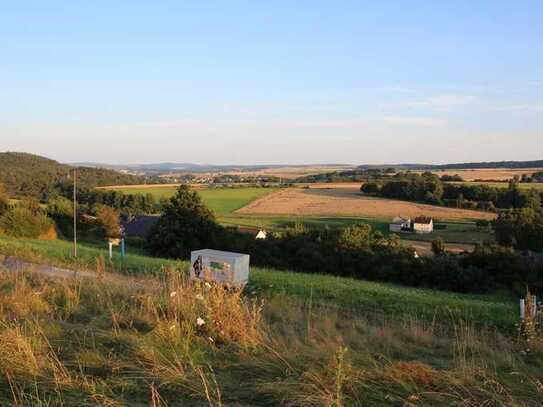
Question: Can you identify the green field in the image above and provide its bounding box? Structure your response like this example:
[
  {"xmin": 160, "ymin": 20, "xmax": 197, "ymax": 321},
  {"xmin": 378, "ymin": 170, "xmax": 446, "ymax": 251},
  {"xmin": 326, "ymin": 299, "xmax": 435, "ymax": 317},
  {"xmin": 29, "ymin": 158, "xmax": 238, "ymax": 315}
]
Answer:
[
  {"xmin": 110, "ymin": 186, "xmax": 278, "ymax": 215},
  {"xmin": 0, "ymin": 236, "xmax": 516, "ymax": 330}
]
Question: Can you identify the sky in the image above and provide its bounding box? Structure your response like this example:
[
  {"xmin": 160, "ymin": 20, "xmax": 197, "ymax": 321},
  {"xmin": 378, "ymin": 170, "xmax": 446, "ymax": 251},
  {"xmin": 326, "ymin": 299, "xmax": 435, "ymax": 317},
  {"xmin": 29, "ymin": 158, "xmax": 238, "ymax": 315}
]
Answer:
[{"xmin": 1, "ymin": 0, "xmax": 542, "ymax": 165}]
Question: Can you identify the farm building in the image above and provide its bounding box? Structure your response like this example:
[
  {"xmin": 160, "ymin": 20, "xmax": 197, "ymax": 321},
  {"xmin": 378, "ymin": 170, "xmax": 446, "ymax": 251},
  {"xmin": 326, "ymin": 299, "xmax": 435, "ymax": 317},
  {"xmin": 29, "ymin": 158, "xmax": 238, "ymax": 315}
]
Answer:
[
  {"xmin": 237, "ymin": 226, "xmax": 268, "ymax": 240},
  {"xmin": 412, "ymin": 216, "xmax": 434, "ymax": 234},
  {"xmin": 389, "ymin": 216, "xmax": 411, "ymax": 232}
]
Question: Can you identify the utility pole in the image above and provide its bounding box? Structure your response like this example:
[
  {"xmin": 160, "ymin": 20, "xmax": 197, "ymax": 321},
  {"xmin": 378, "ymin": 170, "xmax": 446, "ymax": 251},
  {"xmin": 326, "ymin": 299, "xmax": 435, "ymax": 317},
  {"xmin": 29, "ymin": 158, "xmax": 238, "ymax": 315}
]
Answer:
[{"xmin": 73, "ymin": 168, "xmax": 77, "ymax": 257}]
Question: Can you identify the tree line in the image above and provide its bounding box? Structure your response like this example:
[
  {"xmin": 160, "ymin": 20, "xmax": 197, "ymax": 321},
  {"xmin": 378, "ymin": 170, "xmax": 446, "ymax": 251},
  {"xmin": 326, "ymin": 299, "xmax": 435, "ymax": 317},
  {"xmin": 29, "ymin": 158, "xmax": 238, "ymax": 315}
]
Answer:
[{"xmin": 361, "ymin": 172, "xmax": 543, "ymax": 212}]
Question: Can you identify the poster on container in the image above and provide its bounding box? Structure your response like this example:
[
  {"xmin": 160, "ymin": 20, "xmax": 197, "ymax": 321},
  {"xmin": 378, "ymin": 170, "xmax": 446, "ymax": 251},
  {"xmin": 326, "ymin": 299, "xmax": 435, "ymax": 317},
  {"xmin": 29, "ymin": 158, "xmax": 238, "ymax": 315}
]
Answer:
[{"xmin": 190, "ymin": 249, "xmax": 249, "ymax": 287}]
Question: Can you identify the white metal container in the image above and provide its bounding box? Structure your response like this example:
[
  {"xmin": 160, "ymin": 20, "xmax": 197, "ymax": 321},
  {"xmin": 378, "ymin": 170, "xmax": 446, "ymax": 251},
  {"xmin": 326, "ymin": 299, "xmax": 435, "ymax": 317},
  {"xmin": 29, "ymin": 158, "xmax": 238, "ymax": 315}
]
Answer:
[{"xmin": 190, "ymin": 249, "xmax": 250, "ymax": 287}]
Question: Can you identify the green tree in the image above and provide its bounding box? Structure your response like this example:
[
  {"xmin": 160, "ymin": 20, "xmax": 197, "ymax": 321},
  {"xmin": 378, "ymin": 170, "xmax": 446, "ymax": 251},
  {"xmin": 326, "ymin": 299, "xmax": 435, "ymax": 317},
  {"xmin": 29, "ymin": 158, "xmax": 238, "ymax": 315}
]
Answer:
[
  {"xmin": 493, "ymin": 208, "xmax": 543, "ymax": 251},
  {"xmin": 147, "ymin": 185, "xmax": 222, "ymax": 258},
  {"xmin": 95, "ymin": 205, "xmax": 121, "ymax": 239},
  {"xmin": 338, "ymin": 224, "xmax": 373, "ymax": 252},
  {"xmin": 431, "ymin": 237, "xmax": 446, "ymax": 256},
  {"xmin": 360, "ymin": 182, "xmax": 381, "ymax": 194}
]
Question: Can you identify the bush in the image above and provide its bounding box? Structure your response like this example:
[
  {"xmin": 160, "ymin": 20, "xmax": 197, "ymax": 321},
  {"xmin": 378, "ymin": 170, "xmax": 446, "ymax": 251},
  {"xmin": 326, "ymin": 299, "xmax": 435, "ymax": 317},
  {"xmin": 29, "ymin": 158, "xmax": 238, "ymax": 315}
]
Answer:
[
  {"xmin": 47, "ymin": 197, "xmax": 73, "ymax": 237},
  {"xmin": 0, "ymin": 206, "xmax": 56, "ymax": 239}
]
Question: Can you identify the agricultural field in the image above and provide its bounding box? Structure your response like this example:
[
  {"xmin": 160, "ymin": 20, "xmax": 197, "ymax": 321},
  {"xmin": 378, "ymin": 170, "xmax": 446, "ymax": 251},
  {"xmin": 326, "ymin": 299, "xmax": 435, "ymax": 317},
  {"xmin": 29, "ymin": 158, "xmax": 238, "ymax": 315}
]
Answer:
[
  {"xmin": 237, "ymin": 187, "xmax": 496, "ymax": 222},
  {"xmin": 103, "ymin": 185, "xmax": 279, "ymax": 215},
  {"xmin": 105, "ymin": 183, "xmax": 495, "ymax": 247}
]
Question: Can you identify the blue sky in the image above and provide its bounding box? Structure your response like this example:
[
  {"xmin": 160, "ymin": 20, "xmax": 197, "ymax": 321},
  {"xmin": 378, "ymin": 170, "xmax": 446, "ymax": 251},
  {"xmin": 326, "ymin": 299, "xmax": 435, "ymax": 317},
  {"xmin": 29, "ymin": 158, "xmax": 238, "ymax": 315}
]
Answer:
[{"xmin": 1, "ymin": 1, "xmax": 542, "ymax": 164}]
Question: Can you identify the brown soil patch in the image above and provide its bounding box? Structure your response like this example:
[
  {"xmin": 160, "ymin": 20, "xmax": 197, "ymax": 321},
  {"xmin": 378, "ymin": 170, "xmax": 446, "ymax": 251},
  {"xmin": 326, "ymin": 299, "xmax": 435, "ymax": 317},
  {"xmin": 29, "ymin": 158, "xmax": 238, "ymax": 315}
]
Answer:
[{"xmin": 236, "ymin": 188, "xmax": 496, "ymax": 221}]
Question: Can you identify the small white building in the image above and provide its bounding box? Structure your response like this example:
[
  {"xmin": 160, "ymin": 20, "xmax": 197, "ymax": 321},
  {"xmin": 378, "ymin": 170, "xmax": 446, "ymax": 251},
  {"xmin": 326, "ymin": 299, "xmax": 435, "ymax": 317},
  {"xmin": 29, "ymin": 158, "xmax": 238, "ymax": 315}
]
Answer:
[
  {"xmin": 412, "ymin": 216, "xmax": 434, "ymax": 234},
  {"xmin": 255, "ymin": 230, "xmax": 267, "ymax": 240},
  {"xmin": 190, "ymin": 249, "xmax": 250, "ymax": 287},
  {"xmin": 389, "ymin": 216, "xmax": 411, "ymax": 233},
  {"xmin": 238, "ymin": 226, "xmax": 268, "ymax": 240}
]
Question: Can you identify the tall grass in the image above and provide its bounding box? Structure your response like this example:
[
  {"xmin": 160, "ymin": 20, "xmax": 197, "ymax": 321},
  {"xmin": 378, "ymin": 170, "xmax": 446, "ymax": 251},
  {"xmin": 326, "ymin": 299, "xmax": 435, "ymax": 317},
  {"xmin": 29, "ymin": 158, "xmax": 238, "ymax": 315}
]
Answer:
[{"xmin": 0, "ymin": 268, "xmax": 542, "ymax": 406}]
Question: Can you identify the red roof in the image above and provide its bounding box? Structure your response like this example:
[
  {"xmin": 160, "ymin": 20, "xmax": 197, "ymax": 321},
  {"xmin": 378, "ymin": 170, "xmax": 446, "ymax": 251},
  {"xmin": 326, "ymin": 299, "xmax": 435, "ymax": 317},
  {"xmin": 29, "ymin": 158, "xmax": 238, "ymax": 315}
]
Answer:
[{"xmin": 413, "ymin": 216, "xmax": 432, "ymax": 224}]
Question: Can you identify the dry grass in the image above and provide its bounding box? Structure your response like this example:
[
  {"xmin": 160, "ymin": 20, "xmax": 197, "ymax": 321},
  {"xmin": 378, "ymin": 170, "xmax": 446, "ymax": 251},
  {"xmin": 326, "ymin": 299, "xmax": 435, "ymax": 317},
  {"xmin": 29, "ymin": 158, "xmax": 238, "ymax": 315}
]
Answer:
[
  {"xmin": 237, "ymin": 188, "xmax": 496, "ymax": 221},
  {"xmin": 0, "ymin": 268, "xmax": 541, "ymax": 406}
]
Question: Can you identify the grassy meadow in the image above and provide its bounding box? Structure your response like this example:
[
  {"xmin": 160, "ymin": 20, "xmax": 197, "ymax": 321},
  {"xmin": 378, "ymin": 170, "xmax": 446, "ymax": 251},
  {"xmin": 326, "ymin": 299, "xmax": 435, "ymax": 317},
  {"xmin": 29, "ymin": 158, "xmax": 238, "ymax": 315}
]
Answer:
[
  {"xmin": 0, "ymin": 259, "xmax": 541, "ymax": 405},
  {"xmin": 0, "ymin": 233, "xmax": 540, "ymax": 405},
  {"xmin": 0, "ymin": 236, "xmax": 517, "ymax": 331}
]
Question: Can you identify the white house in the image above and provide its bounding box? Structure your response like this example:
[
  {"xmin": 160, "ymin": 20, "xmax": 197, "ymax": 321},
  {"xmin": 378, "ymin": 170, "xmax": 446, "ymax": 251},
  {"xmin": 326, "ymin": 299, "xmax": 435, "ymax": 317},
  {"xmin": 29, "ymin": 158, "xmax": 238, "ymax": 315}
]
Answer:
[
  {"xmin": 389, "ymin": 216, "xmax": 411, "ymax": 232},
  {"xmin": 412, "ymin": 216, "xmax": 434, "ymax": 234}
]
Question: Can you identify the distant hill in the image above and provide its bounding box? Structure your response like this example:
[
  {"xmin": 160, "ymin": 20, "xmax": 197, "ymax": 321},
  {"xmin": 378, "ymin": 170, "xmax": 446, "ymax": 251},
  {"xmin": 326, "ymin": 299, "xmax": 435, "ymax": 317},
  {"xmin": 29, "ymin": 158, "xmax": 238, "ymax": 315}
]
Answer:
[
  {"xmin": 0, "ymin": 152, "xmax": 146, "ymax": 197},
  {"xmin": 358, "ymin": 159, "xmax": 543, "ymax": 171},
  {"xmin": 71, "ymin": 162, "xmax": 351, "ymax": 173}
]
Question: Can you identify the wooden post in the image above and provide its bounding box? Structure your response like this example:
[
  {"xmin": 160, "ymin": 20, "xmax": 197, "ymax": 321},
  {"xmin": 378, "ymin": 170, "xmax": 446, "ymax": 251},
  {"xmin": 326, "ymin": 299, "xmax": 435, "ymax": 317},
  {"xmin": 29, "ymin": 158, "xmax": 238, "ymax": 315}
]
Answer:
[
  {"xmin": 73, "ymin": 168, "xmax": 77, "ymax": 257},
  {"xmin": 108, "ymin": 242, "xmax": 113, "ymax": 259}
]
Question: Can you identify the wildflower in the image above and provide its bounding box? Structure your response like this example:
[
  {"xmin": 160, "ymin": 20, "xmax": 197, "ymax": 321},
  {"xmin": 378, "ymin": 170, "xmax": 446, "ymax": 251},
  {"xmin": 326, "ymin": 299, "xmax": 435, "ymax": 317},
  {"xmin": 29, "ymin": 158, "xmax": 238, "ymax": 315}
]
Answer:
[
  {"xmin": 170, "ymin": 291, "xmax": 177, "ymax": 298},
  {"xmin": 197, "ymin": 317, "xmax": 206, "ymax": 326}
]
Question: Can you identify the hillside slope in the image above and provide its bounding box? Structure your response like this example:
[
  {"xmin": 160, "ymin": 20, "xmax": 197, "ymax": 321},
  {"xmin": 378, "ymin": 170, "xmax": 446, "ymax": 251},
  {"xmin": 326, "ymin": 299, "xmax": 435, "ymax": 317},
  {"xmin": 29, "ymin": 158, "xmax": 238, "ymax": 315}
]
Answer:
[{"xmin": 0, "ymin": 152, "xmax": 145, "ymax": 197}]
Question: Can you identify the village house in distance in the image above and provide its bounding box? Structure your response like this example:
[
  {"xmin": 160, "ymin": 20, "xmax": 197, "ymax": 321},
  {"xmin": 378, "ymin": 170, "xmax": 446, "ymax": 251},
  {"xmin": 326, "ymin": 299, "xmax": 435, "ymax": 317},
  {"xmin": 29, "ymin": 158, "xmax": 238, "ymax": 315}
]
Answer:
[{"xmin": 389, "ymin": 216, "xmax": 434, "ymax": 234}]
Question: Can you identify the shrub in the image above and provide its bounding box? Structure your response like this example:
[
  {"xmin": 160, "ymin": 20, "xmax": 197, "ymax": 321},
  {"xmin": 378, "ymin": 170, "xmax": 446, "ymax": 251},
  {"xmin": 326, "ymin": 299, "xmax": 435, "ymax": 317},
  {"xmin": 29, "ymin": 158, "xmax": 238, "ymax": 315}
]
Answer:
[
  {"xmin": 0, "ymin": 206, "xmax": 56, "ymax": 239},
  {"xmin": 47, "ymin": 197, "xmax": 73, "ymax": 237}
]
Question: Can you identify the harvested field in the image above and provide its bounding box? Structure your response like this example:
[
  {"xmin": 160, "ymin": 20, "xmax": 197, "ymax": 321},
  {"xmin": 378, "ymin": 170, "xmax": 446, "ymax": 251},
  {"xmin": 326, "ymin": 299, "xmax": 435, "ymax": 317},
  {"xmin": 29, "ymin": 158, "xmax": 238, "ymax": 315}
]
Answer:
[{"xmin": 237, "ymin": 188, "xmax": 496, "ymax": 221}]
